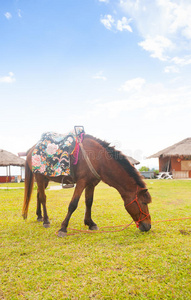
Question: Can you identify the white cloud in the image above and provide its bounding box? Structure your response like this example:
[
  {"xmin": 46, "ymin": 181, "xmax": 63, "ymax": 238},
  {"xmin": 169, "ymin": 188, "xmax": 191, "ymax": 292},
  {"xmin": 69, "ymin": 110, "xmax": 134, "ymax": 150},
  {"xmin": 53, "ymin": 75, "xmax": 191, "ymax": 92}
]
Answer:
[
  {"xmin": 116, "ymin": 17, "xmax": 132, "ymax": 32},
  {"xmin": 119, "ymin": 78, "xmax": 145, "ymax": 92},
  {"xmin": 171, "ymin": 55, "xmax": 191, "ymax": 66},
  {"xmin": 139, "ymin": 35, "xmax": 173, "ymax": 61},
  {"xmin": 157, "ymin": 0, "xmax": 191, "ymax": 38},
  {"xmin": 0, "ymin": 72, "xmax": 15, "ymax": 83},
  {"xmin": 93, "ymin": 71, "xmax": 107, "ymax": 81},
  {"xmin": 101, "ymin": 15, "xmax": 132, "ymax": 32},
  {"xmin": 88, "ymin": 77, "xmax": 191, "ymax": 121},
  {"xmin": 4, "ymin": 12, "xmax": 12, "ymax": 20},
  {"xmin": 164, "ymin": 65, "xmax": 179, "ymax": 73},
  {"xmin": 100, "ymin": 15, "xmax": 114, "ymax": 30},
  {"xmin": 18, "ymin": 9, "xmax": 22, "ymax": 18},
  {"xmin": 120, "ymin": 0, "xmax": 191, "ymax": 64},
  {"xmin": 99, "ymin": 0, "xmax": 109, "ymax": 3}
]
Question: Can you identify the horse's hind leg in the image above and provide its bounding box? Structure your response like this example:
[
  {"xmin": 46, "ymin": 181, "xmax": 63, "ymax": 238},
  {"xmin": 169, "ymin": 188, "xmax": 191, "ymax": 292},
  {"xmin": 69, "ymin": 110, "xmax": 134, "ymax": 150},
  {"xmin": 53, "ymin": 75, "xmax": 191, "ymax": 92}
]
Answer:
[
  {"xmin": 36, "ymin": 178, "xmax": 49, "ymax": 222},
  {"xmin": 36, "ymin": 194, "xmax": 43, "ymax": 222},
  {"xmin": 84, "ymin": 184, "xmax": 98, "ymax": 230},
  {"xmin": 35, "ymin": 174, "xmax": 50, "ymax": 228}
]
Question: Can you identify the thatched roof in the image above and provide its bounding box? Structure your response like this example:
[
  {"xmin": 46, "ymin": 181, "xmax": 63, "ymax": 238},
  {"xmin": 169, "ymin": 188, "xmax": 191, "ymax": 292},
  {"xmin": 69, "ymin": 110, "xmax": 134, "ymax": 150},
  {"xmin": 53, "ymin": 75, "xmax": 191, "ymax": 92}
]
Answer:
[
  {"xmin": 0, "ymin": 149, "xmax": 25, "ymax": 166},
  {"xmin": 127, "ymin": 156, "xmax": 140, "ymax": 165},
  {"xmin": 148, "ymin": 138, "xmax": 191, "ymax": 158}
]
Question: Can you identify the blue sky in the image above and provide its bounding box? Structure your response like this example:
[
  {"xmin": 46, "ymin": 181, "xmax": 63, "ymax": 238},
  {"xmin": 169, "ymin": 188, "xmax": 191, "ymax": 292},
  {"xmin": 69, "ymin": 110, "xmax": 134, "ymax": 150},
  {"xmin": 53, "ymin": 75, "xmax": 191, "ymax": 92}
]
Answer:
[{"xmin": 1, "ymin": 0, "xmax": 191, "ymax": 171}]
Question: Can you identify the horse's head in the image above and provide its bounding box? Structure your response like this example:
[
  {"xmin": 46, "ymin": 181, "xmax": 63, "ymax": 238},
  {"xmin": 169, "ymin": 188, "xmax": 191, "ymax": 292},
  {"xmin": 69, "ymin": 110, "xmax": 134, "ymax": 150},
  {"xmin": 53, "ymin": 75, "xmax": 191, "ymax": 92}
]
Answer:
[{"xmin": 125, "ymin": 187, "xmax": 152, "ymax": 232}]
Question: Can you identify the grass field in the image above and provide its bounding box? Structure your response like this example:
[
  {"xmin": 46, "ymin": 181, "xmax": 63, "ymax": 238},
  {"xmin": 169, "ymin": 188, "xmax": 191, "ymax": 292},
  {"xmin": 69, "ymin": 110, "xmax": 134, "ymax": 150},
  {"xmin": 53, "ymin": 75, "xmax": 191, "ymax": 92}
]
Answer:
[{"xmin": 0, "ymin": 180, "xmax": 191, "ymax": 299}]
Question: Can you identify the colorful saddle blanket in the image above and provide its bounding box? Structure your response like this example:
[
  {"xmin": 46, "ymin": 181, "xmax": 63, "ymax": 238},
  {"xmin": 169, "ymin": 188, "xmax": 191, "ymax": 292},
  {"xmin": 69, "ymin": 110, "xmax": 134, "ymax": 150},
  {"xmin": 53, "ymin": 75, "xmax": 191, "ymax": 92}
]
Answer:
[{"xmin": 32, "ymin": 129, "xmax": 83, "ymax": 177}]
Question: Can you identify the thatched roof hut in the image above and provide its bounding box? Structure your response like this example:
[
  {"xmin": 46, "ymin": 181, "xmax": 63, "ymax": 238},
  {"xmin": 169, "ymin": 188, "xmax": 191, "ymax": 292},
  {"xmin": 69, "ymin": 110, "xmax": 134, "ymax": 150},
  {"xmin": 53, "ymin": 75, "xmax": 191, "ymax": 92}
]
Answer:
[
  {"xmin": 148, "ymin": 138, "xmax": 191, "ymax": 158},
  {"xmin": 127, "ymin": 156, "xmax": 140, "ymax": 165},
  {"xmin": 148, "ymin": 138, "xmax": 191, "ymax": 178},
  {"xmin": 0, "ymin": 149, "xmax": 25, "ymax": 183},
  {"xmin": 0, "ymin": 149, "xmax": 25, "ymax": 166}
]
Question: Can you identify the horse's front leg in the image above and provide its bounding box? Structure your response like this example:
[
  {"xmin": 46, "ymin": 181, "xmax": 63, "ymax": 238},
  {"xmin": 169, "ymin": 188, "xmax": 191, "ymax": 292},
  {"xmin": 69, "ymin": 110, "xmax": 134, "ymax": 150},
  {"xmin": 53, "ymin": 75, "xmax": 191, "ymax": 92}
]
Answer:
[
  {"xmin": 57, "ymin": 180, "xmax": 86, "ymax": 237},
  {"xmin": 84, "ymin": 184, "xmax": 98, "ymax": 230}
]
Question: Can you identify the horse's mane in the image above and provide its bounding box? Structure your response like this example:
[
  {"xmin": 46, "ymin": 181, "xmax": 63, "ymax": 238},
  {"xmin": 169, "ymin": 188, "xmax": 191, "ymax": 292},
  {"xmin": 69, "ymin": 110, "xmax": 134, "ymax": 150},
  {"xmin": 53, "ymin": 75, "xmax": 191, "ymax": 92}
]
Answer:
[{"xmin": 85, "ymin": 135, "xmax": 146, "ymax": 188}]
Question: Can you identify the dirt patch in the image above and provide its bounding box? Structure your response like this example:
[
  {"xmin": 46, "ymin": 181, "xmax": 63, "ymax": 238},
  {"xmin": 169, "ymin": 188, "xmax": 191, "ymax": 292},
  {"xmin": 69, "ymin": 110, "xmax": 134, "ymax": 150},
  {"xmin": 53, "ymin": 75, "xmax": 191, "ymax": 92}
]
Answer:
[{"xmin": 179, "ymin": 229, "xmax": 191, "ymax": 235}]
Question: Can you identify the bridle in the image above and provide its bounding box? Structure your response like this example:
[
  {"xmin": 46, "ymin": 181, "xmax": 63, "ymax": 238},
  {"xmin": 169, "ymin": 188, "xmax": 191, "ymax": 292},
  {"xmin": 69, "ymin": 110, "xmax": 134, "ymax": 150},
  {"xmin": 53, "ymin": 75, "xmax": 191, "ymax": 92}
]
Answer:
[{"xmin": 125, "ymin": 187, "xmax": 150, "ymax": 228}]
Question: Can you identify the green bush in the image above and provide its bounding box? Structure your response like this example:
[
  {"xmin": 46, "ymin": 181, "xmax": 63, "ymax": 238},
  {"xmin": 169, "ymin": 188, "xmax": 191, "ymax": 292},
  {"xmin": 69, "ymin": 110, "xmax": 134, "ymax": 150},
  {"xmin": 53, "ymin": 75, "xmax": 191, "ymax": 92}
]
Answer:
[{"xmin": 139, "ymin": 166, "xmax": 150, "ymax": 171}]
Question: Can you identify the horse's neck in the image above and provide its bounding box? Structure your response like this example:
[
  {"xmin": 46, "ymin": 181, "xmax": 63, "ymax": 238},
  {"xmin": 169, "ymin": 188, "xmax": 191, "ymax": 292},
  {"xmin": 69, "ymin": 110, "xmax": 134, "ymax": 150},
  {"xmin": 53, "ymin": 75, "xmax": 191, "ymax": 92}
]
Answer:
[
  {"xmin": 101, "ymin": 155, "xmax": 136, "ymax": 196},
  {"xmin": 83, "ymin": 137, "xmax": 137, "ymax": 195}
]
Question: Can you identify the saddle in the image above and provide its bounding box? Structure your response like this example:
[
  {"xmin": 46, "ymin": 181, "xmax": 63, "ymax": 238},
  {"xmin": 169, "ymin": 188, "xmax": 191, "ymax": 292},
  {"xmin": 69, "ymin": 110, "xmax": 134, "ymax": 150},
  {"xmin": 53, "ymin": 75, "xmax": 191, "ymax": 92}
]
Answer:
[{"xmin": 32, "ymin": 127, "xmax": 84, "ymax": 179}]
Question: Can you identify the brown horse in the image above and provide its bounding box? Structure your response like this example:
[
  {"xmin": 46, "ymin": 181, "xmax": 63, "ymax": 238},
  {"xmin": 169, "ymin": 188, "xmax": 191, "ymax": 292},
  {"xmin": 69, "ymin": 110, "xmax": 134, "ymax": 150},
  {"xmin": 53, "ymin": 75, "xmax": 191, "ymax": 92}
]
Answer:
[{"xmin": 22, "ymin": 134, "xmax": 151, "ymax": 237}]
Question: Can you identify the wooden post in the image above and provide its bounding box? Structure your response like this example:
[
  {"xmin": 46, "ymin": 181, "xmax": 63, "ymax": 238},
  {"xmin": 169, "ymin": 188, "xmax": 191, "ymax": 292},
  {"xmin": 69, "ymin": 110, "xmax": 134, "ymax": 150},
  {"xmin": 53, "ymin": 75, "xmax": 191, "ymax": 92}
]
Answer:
[{"xmin": 6, "ymin": 166, "xmax": 8, "ymax": 183}]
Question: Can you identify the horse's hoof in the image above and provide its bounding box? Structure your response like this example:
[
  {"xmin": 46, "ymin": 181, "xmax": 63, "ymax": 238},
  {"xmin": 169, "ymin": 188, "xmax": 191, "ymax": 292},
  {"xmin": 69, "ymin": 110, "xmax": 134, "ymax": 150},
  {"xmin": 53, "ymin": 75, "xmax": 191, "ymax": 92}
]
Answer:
[
  {"xmin": 37, "ymin": 217, "xmax": 43, "ymax": 222},
  {"xmin": 57, "ymin": 230, "xmax": 67, "ymax": 237},
  {"xmin": 89, "ymin": 225, "xmax": 98, "ymax": 231},
  {"xmin": 43, "ymin": 223, "xmax": 50, "ymax": 228},
  {"xmin": 22, "ymin": 214, "xmax": 27, "ymax": 220}
]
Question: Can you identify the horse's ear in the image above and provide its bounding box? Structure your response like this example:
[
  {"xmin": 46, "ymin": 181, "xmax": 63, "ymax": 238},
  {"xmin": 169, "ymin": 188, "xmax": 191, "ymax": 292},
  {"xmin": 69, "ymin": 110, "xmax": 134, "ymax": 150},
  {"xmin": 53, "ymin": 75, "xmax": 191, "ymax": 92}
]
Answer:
[
  {"xmin": 138, "ymin": 188, "xmax": 148, "ymax": 196},
  {"xmin": 138, "ymin": 188, "xmax": 152, "ymax": 203}
]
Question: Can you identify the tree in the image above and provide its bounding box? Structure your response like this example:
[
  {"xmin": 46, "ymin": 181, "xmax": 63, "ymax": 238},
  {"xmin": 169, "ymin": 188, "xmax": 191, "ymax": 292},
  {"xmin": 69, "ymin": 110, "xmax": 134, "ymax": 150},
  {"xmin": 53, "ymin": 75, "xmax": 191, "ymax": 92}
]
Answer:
[{"xmin": 139, "ymin": 166, "xmax": 149, "ymax": 172}]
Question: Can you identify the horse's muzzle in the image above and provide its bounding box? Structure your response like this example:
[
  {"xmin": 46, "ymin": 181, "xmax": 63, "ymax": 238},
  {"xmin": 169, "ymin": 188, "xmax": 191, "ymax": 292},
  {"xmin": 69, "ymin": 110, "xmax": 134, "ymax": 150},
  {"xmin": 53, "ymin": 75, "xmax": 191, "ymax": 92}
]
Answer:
[{"xmin": 139, "ymin": 222, "xmax": 151, "ymax": 232}]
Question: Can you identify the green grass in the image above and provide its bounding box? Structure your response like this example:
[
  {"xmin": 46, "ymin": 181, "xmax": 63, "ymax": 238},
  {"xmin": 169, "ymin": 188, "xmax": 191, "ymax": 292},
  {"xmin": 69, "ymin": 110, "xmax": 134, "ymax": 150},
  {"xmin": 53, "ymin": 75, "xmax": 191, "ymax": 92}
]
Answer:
[
  {"xmin": 0, "ymin": 182, "xmax": 25, "ymax": 188},
  {"xmin": 0, "ymin": 180, "xmax": 191, "ymax": 299}
]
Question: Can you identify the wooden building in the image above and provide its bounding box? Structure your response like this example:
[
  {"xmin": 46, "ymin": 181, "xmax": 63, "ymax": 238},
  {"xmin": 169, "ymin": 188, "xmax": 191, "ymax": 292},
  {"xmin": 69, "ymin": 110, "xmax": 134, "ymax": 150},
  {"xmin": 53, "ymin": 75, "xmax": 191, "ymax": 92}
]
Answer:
[{"xmin": 148, "ymin": 138, "xmax": 191, "ymax": 179}]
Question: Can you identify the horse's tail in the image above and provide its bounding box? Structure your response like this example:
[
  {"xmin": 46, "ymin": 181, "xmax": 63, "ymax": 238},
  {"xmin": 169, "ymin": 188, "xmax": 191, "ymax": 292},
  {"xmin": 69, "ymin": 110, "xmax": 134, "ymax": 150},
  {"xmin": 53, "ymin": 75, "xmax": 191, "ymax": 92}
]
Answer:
[{"xmin": 22, "ymin": 159, "xmax": 34, "ymax": 219}]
